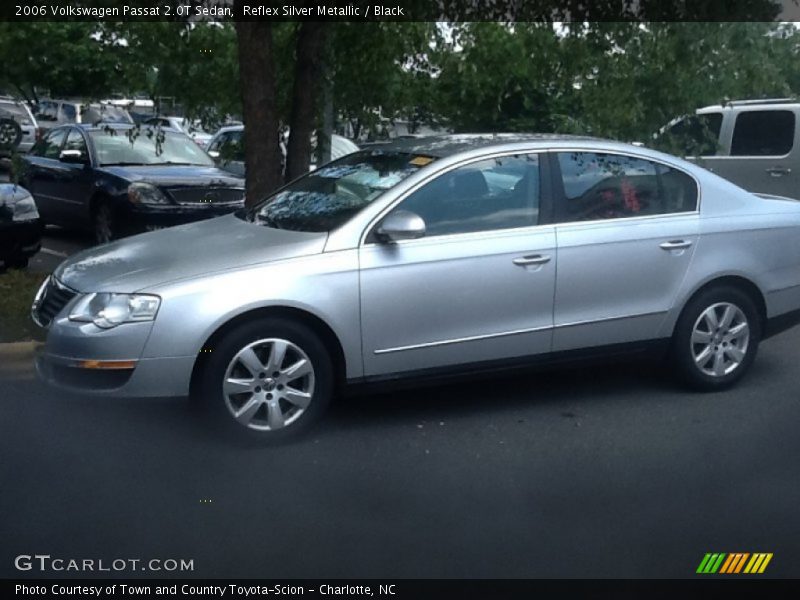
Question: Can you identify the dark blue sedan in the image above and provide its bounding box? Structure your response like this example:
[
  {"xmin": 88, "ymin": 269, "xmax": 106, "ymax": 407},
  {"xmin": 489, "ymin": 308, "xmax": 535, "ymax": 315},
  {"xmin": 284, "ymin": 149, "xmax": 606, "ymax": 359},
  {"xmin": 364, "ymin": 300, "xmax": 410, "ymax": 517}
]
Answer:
[{"xmin": 19, "ymin": 124, "xmax": 245, "ymax": 243}]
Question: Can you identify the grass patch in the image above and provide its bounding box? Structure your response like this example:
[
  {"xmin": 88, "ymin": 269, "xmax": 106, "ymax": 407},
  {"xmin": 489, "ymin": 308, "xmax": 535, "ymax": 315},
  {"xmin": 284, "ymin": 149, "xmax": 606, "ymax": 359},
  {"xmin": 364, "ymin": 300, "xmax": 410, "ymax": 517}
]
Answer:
[{"xmin": 0, "ymin": 268, "xmax": 47, "ymax": 342}]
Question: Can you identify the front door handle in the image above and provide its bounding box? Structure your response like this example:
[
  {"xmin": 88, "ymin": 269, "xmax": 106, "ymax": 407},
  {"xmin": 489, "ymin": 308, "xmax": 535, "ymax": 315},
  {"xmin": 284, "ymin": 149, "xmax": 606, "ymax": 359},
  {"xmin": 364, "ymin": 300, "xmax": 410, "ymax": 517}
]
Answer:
[
  {"xmin": 659, "ymin": 240, "xmax": 693, "ymax": 250},
  {"xmin": 513, "ymin": 254, "xmax": 551, "ymax": 266},
  {"xmin": 766, "ymin": 167, "xmax": 791, "ymax": 177}
]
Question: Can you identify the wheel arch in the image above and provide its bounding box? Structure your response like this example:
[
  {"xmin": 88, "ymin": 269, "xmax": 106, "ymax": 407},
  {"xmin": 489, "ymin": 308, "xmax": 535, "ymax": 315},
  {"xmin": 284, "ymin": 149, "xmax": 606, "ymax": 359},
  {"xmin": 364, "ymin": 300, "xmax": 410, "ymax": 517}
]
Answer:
[
  {"xmin": 189, "ymin": 305, "xmax": 348, "ymax": 398},
  {"xmin": 670, "ymin": 275, "xmax": 767, "ymax": 336}
]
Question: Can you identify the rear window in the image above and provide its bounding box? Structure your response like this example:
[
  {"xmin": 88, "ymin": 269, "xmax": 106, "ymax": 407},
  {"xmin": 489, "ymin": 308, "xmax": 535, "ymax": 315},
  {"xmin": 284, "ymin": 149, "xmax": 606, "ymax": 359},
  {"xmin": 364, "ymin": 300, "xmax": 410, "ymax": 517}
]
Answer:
[
  {"xmin": 660, "ymin": 113, "xmax": 722, "ymax": 156},
  {"xmin": 731, "ymin": 110, "xmax": 795, "ymax": 156}
]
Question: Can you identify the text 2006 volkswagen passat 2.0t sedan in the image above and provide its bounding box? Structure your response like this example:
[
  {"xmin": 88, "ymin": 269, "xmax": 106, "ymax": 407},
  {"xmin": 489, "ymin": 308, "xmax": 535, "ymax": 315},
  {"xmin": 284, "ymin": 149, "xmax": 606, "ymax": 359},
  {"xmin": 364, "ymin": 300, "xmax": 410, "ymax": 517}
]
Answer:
[{"xmin": 32, "ymin": 134, "xmax": 800, "ymax": 441}]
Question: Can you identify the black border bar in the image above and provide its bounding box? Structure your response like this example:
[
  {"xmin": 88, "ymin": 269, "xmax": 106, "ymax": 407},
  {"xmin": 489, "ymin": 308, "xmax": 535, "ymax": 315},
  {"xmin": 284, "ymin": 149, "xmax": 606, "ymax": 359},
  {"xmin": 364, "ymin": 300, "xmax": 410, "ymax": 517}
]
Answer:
[
  {"xmin": 0, "ymin": 0, "xmax": 793, "ymax": 22},
  {"xmin": 5, "ymin": 579, "xmax": 800, "ymax": 599}
]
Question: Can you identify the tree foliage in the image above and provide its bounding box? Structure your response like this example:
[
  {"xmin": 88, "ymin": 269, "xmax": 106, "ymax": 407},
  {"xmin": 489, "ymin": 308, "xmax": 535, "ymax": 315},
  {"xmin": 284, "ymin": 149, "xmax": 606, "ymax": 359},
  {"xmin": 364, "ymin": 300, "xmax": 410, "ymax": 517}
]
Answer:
[{"xmin": 3, "ymin": 14, "xmax": 800, "ymax": 198}]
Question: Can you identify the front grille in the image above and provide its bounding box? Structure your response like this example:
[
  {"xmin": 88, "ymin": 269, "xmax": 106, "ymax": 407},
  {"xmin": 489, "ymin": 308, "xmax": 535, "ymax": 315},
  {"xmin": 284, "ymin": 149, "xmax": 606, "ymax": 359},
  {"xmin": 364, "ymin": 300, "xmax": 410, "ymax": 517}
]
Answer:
[
  {"xmin": 166, "ymin": 186, "xmax": 245, "ymax": 206},
  {"xmin": 32, "ymin": 276, "xmax": 77, "ymax": 328}
]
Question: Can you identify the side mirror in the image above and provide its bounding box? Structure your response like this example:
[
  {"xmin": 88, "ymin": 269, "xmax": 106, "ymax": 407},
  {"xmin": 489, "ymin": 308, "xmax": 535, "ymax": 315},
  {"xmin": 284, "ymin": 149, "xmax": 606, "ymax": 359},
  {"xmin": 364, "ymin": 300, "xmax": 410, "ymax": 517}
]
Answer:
[
  {"xmin": 59, "ymin": 149, "xmax": 86, "ymax": 164},
  {"xmin": 376, "ymin": 210, "xmax": 426, "ymax": 243},
  {"xmin": 207, "ymin": 149, "xmax": 220, "ymax": 159}
]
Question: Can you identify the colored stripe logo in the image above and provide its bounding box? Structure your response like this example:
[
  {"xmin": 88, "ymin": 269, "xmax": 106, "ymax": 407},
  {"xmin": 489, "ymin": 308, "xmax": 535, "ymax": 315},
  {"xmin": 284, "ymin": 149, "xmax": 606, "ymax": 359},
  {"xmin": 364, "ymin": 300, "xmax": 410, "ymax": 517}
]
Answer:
[{"xmin": 697, "ymin": 552, "xmax": 773, "ymax": 574}]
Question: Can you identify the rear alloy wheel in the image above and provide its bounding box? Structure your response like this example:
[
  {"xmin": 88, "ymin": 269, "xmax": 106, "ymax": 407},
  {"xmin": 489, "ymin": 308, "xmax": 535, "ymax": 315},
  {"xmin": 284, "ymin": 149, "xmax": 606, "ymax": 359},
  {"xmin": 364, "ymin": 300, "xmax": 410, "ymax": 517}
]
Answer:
[
  {"xmin": 198, "ymin": 318, "xmax": 334, "ymax": 442},
  {"xmin": 671, "ymin": 286, "xmax": 761, "ymax": 391},
  {"xmin": 93, "ymin": 202, "xmax": 118, "ymax": 244}
]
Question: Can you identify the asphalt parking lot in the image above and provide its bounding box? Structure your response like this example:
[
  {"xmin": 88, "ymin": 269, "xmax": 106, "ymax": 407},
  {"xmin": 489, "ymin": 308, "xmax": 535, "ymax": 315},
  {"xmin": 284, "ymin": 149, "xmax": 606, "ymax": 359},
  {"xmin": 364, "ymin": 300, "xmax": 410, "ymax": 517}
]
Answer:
[
  {"xmin": 1, "ymin": 324, "xmax": 799, "ymax": 578},
  {"xmin": 2, "ymin": 164, "xmax": 798, "ymax": 578}
]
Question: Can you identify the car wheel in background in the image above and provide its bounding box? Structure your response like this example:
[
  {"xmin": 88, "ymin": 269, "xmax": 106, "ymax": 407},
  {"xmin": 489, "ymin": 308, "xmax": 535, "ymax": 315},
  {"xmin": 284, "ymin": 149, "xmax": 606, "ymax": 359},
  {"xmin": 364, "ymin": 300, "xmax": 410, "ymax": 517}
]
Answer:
[
  {"xmin": 671, "ymin": 285, "xmax": 761, "ymax": 391},
  {"xmin": 197, "ymin": 317, "xmax": 334, "ymax": 443},
  {"xmin": 0, "ymin": 117, "xmax": 22, "ymax": 150}
]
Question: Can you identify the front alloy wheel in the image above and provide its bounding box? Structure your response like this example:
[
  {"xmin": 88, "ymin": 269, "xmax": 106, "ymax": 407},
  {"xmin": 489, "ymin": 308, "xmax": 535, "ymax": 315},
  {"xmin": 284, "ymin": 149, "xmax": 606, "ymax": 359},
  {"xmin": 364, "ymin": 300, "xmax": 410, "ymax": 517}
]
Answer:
[
  {"xmin": 223, "ymin": 338, "xmax": 315, "ymax": 431},
  {"xmin": 198, "ymin": 317, "xmax": 334, "ymax": 442},
  {"xmin": 672, "ymin": 286, "xmax": 760, "ymax": 391}
]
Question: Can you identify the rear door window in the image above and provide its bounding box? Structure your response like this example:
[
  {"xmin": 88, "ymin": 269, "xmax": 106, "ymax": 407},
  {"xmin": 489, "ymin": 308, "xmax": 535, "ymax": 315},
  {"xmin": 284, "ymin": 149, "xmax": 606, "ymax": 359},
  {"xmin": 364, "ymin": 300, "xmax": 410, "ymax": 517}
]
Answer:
[
  {"xmin": 555, "ymin": 152, "xmax": 698, "ymax": 223},
  {"xmin": 731, "ymin": 110, "xmax": 795, "ymax": 156}
]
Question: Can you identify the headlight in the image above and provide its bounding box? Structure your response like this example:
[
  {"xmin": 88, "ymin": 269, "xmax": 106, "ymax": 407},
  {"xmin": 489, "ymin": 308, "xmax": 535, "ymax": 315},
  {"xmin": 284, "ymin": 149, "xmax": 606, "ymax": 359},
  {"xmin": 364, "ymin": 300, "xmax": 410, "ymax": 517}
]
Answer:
[
  {"xmin": 128, "ymin": 182, "xmax": 171, "ymax": 205},
  {"xmin": 12, "ymin": 193, "xmax": 39, "ymax": 222},
  {"xmin": 69, "ymin": 293, "xmax": 161, "ymax": 329}
]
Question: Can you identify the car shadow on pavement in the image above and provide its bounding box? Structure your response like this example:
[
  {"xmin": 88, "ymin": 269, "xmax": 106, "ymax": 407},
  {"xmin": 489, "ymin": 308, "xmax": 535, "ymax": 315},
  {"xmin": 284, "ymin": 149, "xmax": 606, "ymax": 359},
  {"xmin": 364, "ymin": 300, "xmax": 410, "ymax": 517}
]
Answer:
[{"xmin": 326, "ymin": 358, "xmax": 674, "ymax": 430}]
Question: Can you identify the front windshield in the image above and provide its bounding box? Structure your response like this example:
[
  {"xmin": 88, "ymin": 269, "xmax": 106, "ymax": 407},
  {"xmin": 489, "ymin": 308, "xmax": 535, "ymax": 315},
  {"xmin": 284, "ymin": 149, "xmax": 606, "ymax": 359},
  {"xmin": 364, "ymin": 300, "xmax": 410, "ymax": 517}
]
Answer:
[
  {"xmin": 90, "ymin": 129, "xmax": 215, "ymax": 166},
  {"xmin": 245, "ymin": 151, "xmax": 435, "ymax": 232}
]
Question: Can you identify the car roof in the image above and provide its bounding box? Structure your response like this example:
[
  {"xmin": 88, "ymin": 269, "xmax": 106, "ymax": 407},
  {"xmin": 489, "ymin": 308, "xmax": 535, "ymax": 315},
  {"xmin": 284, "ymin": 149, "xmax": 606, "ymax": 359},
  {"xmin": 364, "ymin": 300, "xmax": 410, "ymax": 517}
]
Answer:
[
  {"xmin": 697, "ymin": 99, "xmax": 800, "ymax": 113},
  {"xmin": 357, "ymin": 133, "xmax": 604, "ymax": 158}
]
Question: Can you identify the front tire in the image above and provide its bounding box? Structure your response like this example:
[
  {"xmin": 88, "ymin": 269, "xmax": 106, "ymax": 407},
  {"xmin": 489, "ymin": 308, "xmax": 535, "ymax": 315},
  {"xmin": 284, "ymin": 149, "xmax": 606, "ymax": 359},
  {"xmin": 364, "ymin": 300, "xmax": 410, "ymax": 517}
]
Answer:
[
  {"xmin": 197, "ymin": 318, "xmax": 334, "ymax": 443},
  {"xmin": 671, "ymin": 286, "xmax": 761, "ymax": 391},
  {"xmin": 93, "ymin": 201, "xmax": 119, "ymax": 244}
]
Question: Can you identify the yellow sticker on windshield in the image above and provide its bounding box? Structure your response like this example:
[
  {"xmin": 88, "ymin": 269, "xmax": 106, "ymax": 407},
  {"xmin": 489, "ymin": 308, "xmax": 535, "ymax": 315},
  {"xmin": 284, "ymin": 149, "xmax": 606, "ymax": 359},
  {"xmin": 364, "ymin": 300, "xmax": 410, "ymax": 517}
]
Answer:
[{"xmin": 409, "ymin": 156, "xmax": 434, "ymax": 166}]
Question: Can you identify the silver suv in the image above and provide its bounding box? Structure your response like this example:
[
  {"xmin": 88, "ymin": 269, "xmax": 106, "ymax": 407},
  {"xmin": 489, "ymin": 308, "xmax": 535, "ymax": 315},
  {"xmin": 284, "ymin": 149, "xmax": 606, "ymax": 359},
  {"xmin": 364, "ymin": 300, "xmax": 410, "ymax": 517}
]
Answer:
[
  {"xmin": 660, "ymin": 99, "xmax": 800, "ymax": 199},
  {"xmin": 0, "ymin": 96, "xmax": 38, "ymax": 156}
]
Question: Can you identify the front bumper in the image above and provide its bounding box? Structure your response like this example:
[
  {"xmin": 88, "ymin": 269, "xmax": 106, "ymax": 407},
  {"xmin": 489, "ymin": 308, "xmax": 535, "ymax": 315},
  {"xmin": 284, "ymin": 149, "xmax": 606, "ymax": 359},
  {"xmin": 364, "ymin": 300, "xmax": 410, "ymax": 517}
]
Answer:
[{"xmin": 34, "ymin": 315, "xmax": 195, "ymax": 398}]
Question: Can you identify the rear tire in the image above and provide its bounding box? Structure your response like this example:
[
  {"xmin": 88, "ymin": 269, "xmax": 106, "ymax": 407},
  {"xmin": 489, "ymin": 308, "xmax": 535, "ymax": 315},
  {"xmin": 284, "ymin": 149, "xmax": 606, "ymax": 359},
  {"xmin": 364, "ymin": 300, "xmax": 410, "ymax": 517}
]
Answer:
[
  {"xmin": 671, "ymin": 285, "xmax": 761, "ymax": 391},
  {"xmin": 196, "ymin": 317, "xmax": 334, "ymax": 443}
]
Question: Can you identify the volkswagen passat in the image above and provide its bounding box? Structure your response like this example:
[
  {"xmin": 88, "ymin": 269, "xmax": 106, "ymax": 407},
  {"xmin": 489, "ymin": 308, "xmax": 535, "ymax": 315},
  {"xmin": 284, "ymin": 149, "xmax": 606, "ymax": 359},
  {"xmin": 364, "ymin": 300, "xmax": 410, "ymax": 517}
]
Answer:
[{"xmin": 32, "ymin": 134, "xmax": 800, "ymax": 441}]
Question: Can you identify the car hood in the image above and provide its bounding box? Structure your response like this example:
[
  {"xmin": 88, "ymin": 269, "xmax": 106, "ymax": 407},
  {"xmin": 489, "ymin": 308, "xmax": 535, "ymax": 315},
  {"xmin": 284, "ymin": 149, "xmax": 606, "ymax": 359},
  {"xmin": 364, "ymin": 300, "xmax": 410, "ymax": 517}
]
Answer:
[
  {"xmin": 96, "ymin": 165, "xmax": 244, "ymax": 187},
  {"xmin": 54, "ymin": 214, "xmax": 327, "ymax": 293}
]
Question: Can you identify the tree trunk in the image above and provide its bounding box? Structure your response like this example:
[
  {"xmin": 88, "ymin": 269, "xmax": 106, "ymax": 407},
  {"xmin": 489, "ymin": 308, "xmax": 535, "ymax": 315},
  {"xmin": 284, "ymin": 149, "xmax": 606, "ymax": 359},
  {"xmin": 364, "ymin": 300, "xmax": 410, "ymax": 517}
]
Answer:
[
  {"xmin": 234, "ymin": 17, "xmax": 282, "ymax": 207},
  {"xmin": 285, "ymin": 22, "xmax": 328, "ymax": 182}
]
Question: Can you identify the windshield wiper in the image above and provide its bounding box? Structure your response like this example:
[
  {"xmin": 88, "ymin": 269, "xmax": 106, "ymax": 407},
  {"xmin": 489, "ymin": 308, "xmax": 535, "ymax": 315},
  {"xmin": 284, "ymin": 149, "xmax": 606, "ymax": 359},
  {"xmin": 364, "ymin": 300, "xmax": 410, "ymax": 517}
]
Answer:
[
  {"xmin": 150, "ymin": 161, "xmax": 203, "ymax": 166},
  {"xmin": 100, "ymin": 162, "xmax": 151, "ymax": 166}
]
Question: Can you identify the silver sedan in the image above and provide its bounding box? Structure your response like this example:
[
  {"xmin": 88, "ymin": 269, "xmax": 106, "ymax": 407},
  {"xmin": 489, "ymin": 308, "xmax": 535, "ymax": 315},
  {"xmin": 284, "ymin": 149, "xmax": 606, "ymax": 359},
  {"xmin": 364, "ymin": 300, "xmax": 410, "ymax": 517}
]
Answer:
[{"xmin": 32, "ymin": 134, "xmax": 800, "ymax": 441}]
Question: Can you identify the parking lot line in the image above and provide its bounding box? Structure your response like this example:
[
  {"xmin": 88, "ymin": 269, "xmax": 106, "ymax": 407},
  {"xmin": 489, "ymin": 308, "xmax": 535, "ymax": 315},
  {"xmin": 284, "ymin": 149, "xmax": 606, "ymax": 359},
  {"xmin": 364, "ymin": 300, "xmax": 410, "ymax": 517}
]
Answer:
[{"xmin": 40, "ymin": 247, "xmax": 68, "ymax": 258}]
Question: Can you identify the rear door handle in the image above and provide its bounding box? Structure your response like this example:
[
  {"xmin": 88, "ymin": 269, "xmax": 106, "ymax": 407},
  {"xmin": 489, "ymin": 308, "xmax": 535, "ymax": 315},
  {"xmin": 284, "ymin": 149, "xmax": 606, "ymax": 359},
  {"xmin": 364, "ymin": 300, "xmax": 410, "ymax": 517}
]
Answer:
[
  {"xmin": 766, "ymin": 167, "xmax": 791, "ymax": 177},
  {"xmin": 659, "ymin": 240, "xmax": 693, "ymax": 250},
  {"xmin": 513, "ymin": 254, "xmax": 551, "ymax": 266}
]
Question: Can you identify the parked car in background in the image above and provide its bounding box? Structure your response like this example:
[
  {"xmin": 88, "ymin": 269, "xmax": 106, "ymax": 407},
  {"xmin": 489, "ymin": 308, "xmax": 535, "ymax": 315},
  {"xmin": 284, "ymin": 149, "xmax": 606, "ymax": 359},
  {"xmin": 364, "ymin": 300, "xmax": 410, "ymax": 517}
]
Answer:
[
  {"xmin": 0, "ymin": 96, "xmax": 38, "ymax": 156},
  {"xmin": 659, "ymin": 98, "xmax": 800, "ymax": 199},
  {"xmin": 19, "ymin": 124, "xmax": 245, "ymax": 244},
  {"xmin": 0, "ymin": 108, "xmax": 23, "ymax": 158},
  {"xmin": 0, "ymin": 183, "xmax": 41, "ymax": 269},
  {"xmin": 143, "ymin": 116, "xmax": 213, "ymax": 148},
  {"xmin": 34, "ymin": 99, "xmax": 134, "ymax": 132},
  {"xmin": 0, "ymin": 98, "xmax": 36, "ymax": 159},
  {"xmin": 206, "ymin": 125, "xmax": 360, "ymax": 178},
  {"xmin": 32, "ymin": 134, "xmax": 800, "ymax": 441}
]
